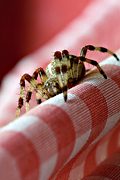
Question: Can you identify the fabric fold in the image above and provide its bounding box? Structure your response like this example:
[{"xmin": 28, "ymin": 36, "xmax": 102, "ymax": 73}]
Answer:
[{"xmin": 0, "ymin": 53, "xmax": 120, "ymax": 179}]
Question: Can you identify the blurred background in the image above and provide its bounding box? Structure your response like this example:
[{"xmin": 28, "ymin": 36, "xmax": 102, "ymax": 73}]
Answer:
[{"xmin": 0, "ymin": 0, "xmax": 92, "ymax": 84}]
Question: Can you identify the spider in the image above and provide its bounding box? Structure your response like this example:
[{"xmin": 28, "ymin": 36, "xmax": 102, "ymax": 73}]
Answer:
[{"xmin": 16, "ymin": 45, "xmax": 119, "ymax": 117}]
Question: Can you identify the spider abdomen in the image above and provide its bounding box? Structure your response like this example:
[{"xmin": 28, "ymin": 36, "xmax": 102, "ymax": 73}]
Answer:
[{"xmin": 46, "ymin": 56, "xmax": 85, "ymax": 85}]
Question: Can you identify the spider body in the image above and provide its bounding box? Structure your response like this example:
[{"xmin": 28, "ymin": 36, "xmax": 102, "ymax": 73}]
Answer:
[
  {"xmin": 16, "ymin": 45, "xmax": 119, "ymax": 117},
  {"xmin": 45, "ymin": 53, "xmax": 85, "ymax": 100}
]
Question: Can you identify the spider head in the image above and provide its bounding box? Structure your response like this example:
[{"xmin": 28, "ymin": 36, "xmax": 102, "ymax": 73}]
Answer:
[
  {"xmin": 44, "ymin": 78, "xmax": 61, "ymax": 98},
  {"xmin": 42, "ymin": 89, "xmax": 49, "ymax": 99},
  {"xmin": 36, "ymin": 83, "xmax": 48, "ymax": 100}
]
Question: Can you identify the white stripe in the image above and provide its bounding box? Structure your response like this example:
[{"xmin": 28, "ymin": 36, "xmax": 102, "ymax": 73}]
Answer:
[
  {"xmin": 0, "ymin": 115, "xmax": 58, "ymax": 180},
  {"xmin": 82, "ymin": 76, "xmax": 120, "ymax": 144},
  {"xmin": 69, "ymin": 161, "xmax": 85, "ymax": 180},
  {"xmin": 100, "ymin": 52, "xmax": 120, "ymax": 66},
  {"xmin": 84, "ymin": 78, "xmax": 120, "ymax": 115},
  {"xmin": 93, "ymin": 112, "xmax": 120, "ymax": 145},
  {"xmin": 95, "ymin": 140, "xmax": 109, "ymax": 165},
  {"xmin": 42, "ymin": 93, "xmax": 92, "ymax": 160},
  {"xmin": 69, "ymin": 143, "xmax": 97, "ymax": 179},
  {"xmin": 40, "ymin": 154, "xmax": 58, "ymax": 180},
  {"xmin": 0, "ymin": 115, "xmax": 39, "ymax": 132},
  {"xmin": 69, "ymin": 130, "xmax": 91, "ymax": 160}
]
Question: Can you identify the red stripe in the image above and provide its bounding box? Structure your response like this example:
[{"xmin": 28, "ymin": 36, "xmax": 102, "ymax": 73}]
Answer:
[
  {"xmin": 71, "ymin": 83, "xmax": 108, "ymax": 145},
  {"xmin": 103, "ymin": 64, "xmax": 120, "ymax": 89},
  {"xmin": 84, "ymin": 151, "xmax": 120, "ymax": 179},
  {"xmin": 0, "ymin": 131, "xmax": 40, "ymax": 180},
  {"xmin": 32, "ymin": 104, "xmax": 76, "ymax": 176},
  {"xmin": 102, "ymin": 64, "xmax": 120, "ymax": 115},
  {"xmin": 103, "ymin": 65, "xmax": 120, "ymax": 85},
  {"xmin": 84, "ymin": 145, "xmax": 97, "ymax": 176},
  {"xmin": 53, "ymin": 160, "xmax": 74, "ymax": 180},
  {"xmin": 90, "ymin": 164, "xmax": 120, "ymax": 179},
  {"xmin": 107, "ymin": 120, "xmax": 120, "ymax": 156},
  {"xmin": 105, "ymin": 65, "xmax": 120, "ymax": 88}
]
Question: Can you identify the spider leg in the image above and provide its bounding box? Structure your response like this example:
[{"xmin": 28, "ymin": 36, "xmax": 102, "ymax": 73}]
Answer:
[
  {"xmin": 32, "ymin": 67, "xmax": 48, "ymax": 104},
  {"xmin": 32, "ymin": 67, "xmax": 48, "ymax": 83},
  {"xmin": 25, "ymin": 83, "xmax": 43, "ymax": 114},
  {"xmin": 54, "ymin": 51, "xmax": 69, "ymax": 101},
  {"xmin": 25, "ymin": 86, "xmax": 34, "ymax": 112},
  {"xmin": 35, "ymin": 83, "xmax": 43, "ymax": 104},
  {"xmin": 24, "ymin": 68, "xmax": 47, "ymax": 113},
  {"xmin": 55, "ymin": 65, "xmax": 68, "ymax": 101},
  {"xmin": 80, "ymin": 56, "xmax": 107, "ymax": 79},
  {"xmin": 16, "ymin": 73, "xmax": 38, "ymax": 117},
  {"xmin": 80, "ymin": 45, "xmax": 119, "ymax": 61}
]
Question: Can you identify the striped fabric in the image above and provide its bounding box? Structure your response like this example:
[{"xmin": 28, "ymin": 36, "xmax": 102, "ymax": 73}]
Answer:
[
  {"xmin": 0, "ymin": 0, "xmax": 120, "ymax": 180},
  {"xmin": 0, "ymin": 54, "xmax": 120, "ymax": 180}
]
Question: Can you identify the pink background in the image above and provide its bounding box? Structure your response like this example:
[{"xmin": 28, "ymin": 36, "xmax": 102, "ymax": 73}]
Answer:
[{"xmin": 0, "ymin": 0, "xmax": 92, "ymax": 83}]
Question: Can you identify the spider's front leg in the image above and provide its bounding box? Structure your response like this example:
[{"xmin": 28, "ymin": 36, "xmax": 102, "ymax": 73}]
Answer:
[
  {"xmin": 24, "ymin": 67, "xmax": 48, "ymax": 113},
  {"xmin": 80, "ymin": 45, "xmax": 119, "ymax": 61},
  {"xmin": 16, "ymin": 67, "xmax": 48, "ymax": 117},
  {"xmin": 16, "ymin": 73, "xmax": 36, "ymax": 117},
  {"xmin": 79, "ymin": 56, "xmax": 107, "ymax": 79},
  {"xmin": 54, "ymin": 51, "xmax": 69, "ymax": 101},
  {"xmin": 79, "ymin": 45, "xmax": 119, "ymax": 79},
  {"xmin": 32, "ymin": 67, "xmax": 48, "ymax": 104},
  {"xmin": 25, "ymin": 67, "xmax": 48, "ymax": 111}
]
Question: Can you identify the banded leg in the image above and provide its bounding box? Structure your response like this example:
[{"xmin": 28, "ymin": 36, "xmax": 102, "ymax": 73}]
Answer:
[
  {"xmin": 32, "ymin": 67, "xmax": 48, "ymax": 104},
  {"xmin": 54, "ymin": 51, "xmax": 68, "ymax": 101},
  {"xmin": 55, "ymin": 64, "xmax": 68, "ymax": 101},
  {"xmin": 16, "ymin": 74, "xmax": 38, "ymax": 117},
  {"xmin": 25, "ymin": 83, "xmax": 43, "ymax": 114},
  {"xmin": 16, "ymin": 74, "xmax": 33, "ymax": 117},
  {"xmin": 33, "ymin": 67, "xmax": 47, "ymax": 82},
  {"xmin": 25, "ymin": 87, "xmax": 33, "ymax": 113},
  {"xmin": 80, "ymin": 45, "xmax": 119, "ymax": 61},
  {"xmin": 80, "ymin": 56, "xmax": 107, "ymax": 79}
]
